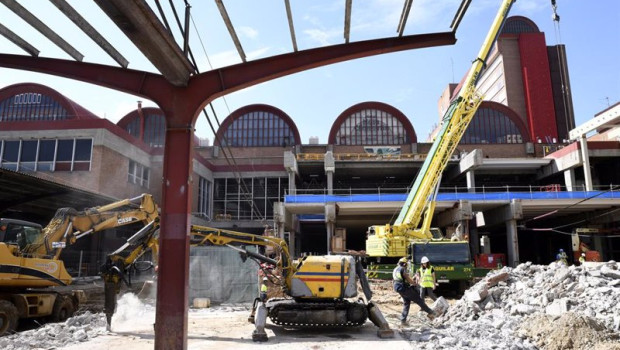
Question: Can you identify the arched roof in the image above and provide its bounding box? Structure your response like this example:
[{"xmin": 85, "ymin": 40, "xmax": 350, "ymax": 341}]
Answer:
[
  {"xmin": 214, "ymin": 104, "xmax": 301, "ymax": 147},
  {"xmin": 328, "ymin": 102, "xmax": 416, "ymax": 145},
  {"xmin": 502, "ymin": 16, "xmax": 540, "ymax": 34},
  {"xmin": 118, "ymin": 107, "xmax": 167, "ymax": 147},
  {"xmin": 0, "ymin": 83, "xmax": 100, "ymax": 122},
  {"xmin": 461, "ymin": 101, "xmax": 531, "ymax": 144}
]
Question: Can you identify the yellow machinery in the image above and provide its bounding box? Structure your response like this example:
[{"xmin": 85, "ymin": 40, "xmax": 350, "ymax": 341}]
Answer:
[
  {"xmin": 366, "ymin": 0, "xmax": 515, "ymax": 260},
  {"xmin": 0, "ymin": 194, "xmax": 158, "ymax": 335},
  {"xmin": 102, "ymin": 224, "xmax": 394, "ymax": 342}
]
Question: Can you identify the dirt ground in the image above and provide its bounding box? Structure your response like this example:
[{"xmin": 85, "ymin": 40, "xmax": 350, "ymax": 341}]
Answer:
[{"xmin": 58, "ymin": 279, "xmax": 442, "ymax": 350}]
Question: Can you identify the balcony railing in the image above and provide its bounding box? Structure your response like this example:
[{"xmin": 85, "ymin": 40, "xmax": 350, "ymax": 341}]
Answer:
[{"xmin": 285, "ymin": 184, "xmax": 620, "ymax": 202}]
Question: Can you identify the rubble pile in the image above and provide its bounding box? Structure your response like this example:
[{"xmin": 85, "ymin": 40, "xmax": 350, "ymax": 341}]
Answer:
[
  {"xmin": 0, "ymin": 311, "xmax": 108, "ymax": 350},
  {"xmin": 403, "ymin": 261, "xmax": 620, "ymax": 349}
]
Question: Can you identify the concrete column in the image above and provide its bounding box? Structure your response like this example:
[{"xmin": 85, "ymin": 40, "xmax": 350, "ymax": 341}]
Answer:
[
  {"xmin": 288, "ymin": 171, "xmax": 296, "ymax": 194},
  {"xmin": 326, "ymin": 222, "xmax": 334, "ymax": 255},
  {"xmin": 324, "ymin": 151, "xmax": 335, "ymax": 195},
  {"xmin": 466, "ymin": 170, "xmax": 476, "ymax": 193},
  {"xmin": 326, "ymin": 171, "xmax": 334, "ymax": 195},
  {"xmin": 284, "ymin": 151, "xmax": 298, "ymax": 195},
  {"xmin": 580, "ymin": 135, "xmax": 594, "ymax": 191},
  {"xmin": 564, "ymin": 168, "xmax": 576, "ymax": 191},
  {"xmin": 506, "ymin": 219, "xmax": 520, "ymax": 267},
  {"xmin": 325, "ymin": 203, "xmax": 337, "ymax": 255}
]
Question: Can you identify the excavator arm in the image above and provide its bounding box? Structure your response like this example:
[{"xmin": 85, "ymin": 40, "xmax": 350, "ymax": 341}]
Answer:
[
  {"xmin": 23, "ymin": 194, "xmax": 159, "ymax": 259},
  {"xmin": 190, "ymin": 225, "xmax": 295, "ymax": 287}
]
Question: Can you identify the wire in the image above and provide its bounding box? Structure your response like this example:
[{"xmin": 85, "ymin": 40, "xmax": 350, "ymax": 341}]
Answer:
[{"xmin": 522, "ymin": 185, "xmax": 620, "ymax": 225}]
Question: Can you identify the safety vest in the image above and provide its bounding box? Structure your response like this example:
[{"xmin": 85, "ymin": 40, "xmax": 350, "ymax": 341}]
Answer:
[
  {"xmin": 392, "ymin": 265, "xmax": 404, "ymax": 282},
  {"xmin": 557, "ymin": 252, "xmax": 567, "ymax": 264},
  {"xmin": 261, "ymin": 284, "xmax": 268, "ymax": 292},
  {"xmin": 419, "ymin": 266, "xmax": 434, "ymax": 288},
  {"xmin": 579, "ymin": 256, "xmax": 586, "ymax": 264}
]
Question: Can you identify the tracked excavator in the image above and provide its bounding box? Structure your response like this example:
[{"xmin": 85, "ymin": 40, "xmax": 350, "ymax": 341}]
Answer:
[
  {"xmin": 103, "ymin": 223, "xmax": 394, "ymax": 342},
  {"xmin": 366, "ymin": 0, "xmax": 515, "ymax": 286},
  {"xmin": 0, "ymin": 194, "xmax": 158, "ymax": 335}
]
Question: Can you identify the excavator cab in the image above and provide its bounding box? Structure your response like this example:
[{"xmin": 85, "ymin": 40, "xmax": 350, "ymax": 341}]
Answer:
[{"xmin": 0, "ymin": 218, "xmax": 43, "ymax": 252}]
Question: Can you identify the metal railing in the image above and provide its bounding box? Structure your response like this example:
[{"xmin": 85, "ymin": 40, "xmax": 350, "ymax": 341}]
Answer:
[{"xmin": 285, "ymin": 184, "xmax": 620, "ymax": 201}]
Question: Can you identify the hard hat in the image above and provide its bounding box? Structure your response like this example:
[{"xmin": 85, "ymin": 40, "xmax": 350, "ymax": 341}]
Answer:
[
  {"xmin": 559, "ymin": 249, "xmax": 564, "ymax": 252},
  {"xmin": 262, "ymin": 277, "xmax": 269, "ymax": 281},
  {"xmin": 581, "ymin": 253, "xmax": 586, "ymax": 257},
  {"xmin": 398, "ymin": 257, "xmax": 408, "ymax": 264},
  {"xmin": 421, "ymin": 256, "xmax": 430, "ymax": 264}
]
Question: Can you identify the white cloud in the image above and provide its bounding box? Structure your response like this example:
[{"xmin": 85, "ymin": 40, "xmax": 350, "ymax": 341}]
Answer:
[
  {"xmin": 303, "ymin": 28, "xmax": 340, "ymax": 46},
  {"xmin": 514, "ymin": 0, "xmax": 547, "ymax": 14},
  {"xmin": 208, "ymin": 50, "xmax": 243, "ymax": 68},
  {"xmin": 246, "ymin": 46, "xmax": 271, "ymax": 60},
  {"xmin": 238, "ymin": 26, "xmax": 258, "ymax": 39}
]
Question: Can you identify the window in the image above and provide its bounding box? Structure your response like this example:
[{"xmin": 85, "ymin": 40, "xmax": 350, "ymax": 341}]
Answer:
[
  {"xmin": 198, "ymin": 176, "xmax": 211, "ymax": 219},
  {"xmin": 128, "ymin": 160, "xmax": 150, "ymax": 188},
  {"xmin": 222, "ymin": 111, "xmax": 297, "ymax": 147},
  {"xmin": 461, "ymin": 108, "xmax": 524, "ymax": 144},
  {"xmin": 335, "ymin": 109, "xmax": 409, "ymax": 145},
  {"xmin": 1, "ymin": 141, "xmax": 19, "ymax": 170},
  {"xmin": 19, "ymin": 140, "xmax": 37, "ymax": 171},
  {"xmin": 0, "ymin": 93, "xmax": 68, "ymax": 122},
  {"xmin": 213, "ymin": 176, "xmax": 288, "ymax": 221},
  {"xmin": 0, "ymin": 138, "xmax": 92, "ymax": 172}
]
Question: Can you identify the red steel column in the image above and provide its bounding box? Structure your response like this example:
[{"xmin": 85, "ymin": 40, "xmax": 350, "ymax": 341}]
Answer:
[{"xmin": 154, "ymin": 117, "xmax": 194, "ymax": 350}]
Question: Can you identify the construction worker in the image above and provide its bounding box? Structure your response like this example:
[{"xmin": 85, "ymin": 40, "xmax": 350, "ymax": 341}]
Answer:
[
  {"xmin": 416, "ymin": 256, "xmax": 437, "ymax": 302},
  {"xmin": 392, "ymin": 257, "xmax": 435, "ymax": 326},
  {"xmin": 556, "ymin": 248, "xmax": 568, "ymax": 266},
  {"xmin": 260, "ymin": 277, "xmax": 268, "ymax": 302},
  {"xmin": 579, "ymin": 253, "xmax": 586, "ymax": 265}
]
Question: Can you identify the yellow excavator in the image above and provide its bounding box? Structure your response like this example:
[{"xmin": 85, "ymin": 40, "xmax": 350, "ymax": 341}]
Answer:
[
  {"xmin": 366, "ymin": 0, "xmax": 515, "ymax": 283},
  {"xmin": 102, "ymin": 222, "xmax": 394, "ymax": 342},
  {"xmin": 0, "ymin": 194, "xmax": 158, "ymax": 335}
]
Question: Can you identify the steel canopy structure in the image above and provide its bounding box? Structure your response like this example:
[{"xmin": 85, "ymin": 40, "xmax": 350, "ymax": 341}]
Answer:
[{"xmin": 0, "ymin": 1, "xmax": 474, "ymax": 348}]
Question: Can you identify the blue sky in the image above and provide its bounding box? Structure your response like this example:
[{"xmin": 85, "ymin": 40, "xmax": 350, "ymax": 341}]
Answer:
[{"xmin": 0, "ymin": 0, "xmax": 618, "ymax": 144}]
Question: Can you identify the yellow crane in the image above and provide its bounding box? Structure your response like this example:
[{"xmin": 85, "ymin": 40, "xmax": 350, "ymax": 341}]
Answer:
[{"xmin": 366, "ymin": 0, "xmax": 515, "ymax": 281}]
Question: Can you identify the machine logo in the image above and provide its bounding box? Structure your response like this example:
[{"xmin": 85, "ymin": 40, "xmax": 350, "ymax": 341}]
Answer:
[
  {"xmin": 117, "ymin": 217, "xmax": 136, "ymax": 224},
  {"xmin": 34, "ymin": 262, "xmax": 59, "ymax": 274}
]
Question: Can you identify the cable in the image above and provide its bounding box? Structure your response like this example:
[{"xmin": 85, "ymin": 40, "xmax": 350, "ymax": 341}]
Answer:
[{"xmin": 522, "ymin": 185, "xmax": 620, "ymax": 225}]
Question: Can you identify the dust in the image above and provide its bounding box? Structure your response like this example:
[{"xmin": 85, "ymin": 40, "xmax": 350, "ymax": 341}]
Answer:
[
  {"xmin": 110, "ymin": 293, "xmax": 155, "ymax": 332},
  {"xmin": 519, "ymin": 312, "xmax": 620, "ymax": 350}
]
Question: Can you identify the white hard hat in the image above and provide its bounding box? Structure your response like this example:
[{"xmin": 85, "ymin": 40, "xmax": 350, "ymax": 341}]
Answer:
[
  {"xmin": 262, "ymin": 277, "xmax": 269, "ymax": 281},
  {"xmin": 421, "ymin": 256, "xmax": 430, "ymax": 264},
  {"xmin": 581, "ymin": 253, "xmax": 586, "ymax": 257}
]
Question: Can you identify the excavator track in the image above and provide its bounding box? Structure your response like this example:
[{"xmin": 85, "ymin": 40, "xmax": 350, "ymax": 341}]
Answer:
[{"xmin": 266, "ymin": 298, "xmax": 368, "ymax": 328}]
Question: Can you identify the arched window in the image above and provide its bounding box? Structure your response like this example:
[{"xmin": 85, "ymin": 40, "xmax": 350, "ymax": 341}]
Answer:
[
  {"xmin": 329, "ymin": 102, "xmax": 416, "ymax": 145},
  {"xmin": 0, "ymin": 93, "xmax": 68, "ymax": 122},
  {"xmin": 144, "ymin": 113, "xmax": 166, "ymax": 147},
  {"xmin": 502, "ymin": 16, "xmax": 539, "ymax": 34},
  {"xmin": 216, "ymin": 105, "xmax": 300, "ymax": 147},
  {"xmin": 461, "ymin": 103, "xmax": 529, "ymax": 144}
]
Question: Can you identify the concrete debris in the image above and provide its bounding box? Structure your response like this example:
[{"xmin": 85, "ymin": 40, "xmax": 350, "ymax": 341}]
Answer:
[
  {"xmin": 0, "ymin": 311, "xmax": 108, "ymax": 350},
  {"xmin": 417, "ymin": 261, "xmax": 620, "ymax": 349}
]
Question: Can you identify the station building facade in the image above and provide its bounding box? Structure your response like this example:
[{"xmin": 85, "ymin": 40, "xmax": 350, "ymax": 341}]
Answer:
[{"xmin": 1, "ymin": 16, "xmax": 618, "ymax": 267}]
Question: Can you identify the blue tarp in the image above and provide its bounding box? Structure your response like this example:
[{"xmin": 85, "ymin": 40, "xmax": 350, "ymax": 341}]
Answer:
[{"xmin": 285, "ymin": 191, "xmax": 620, "ymax": 203}]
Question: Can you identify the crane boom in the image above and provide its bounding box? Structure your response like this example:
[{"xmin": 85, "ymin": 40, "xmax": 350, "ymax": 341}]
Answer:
[
  {"xmin": 395, "ymin": 0, "xmax": 514, "ymax": 228},
  {"xmin": 366, "ymin": 0, "xmax": 515, "ymax": 258}
]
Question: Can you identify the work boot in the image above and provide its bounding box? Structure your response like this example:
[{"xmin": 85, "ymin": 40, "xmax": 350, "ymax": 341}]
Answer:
[
  {"xmin": 427, "ymin": 312, "xmax": 436, "ymax": 321},
  {"xmin": 400, "ymin": 319, "xmax": 408, "ymax": 326}
]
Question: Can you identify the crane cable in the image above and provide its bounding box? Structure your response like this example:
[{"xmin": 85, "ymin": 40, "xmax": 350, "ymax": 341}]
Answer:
[{"xmin": 550, "ymin": 1, "xmax": 573, "ymax": 135}]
